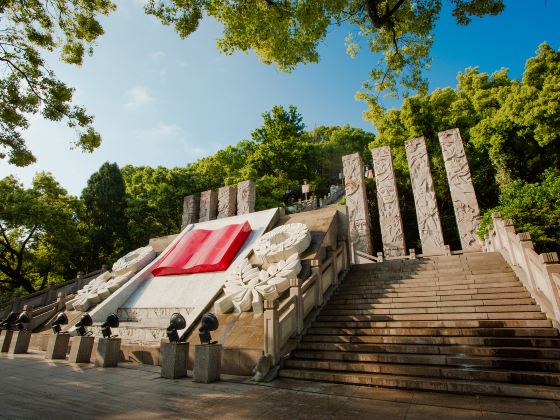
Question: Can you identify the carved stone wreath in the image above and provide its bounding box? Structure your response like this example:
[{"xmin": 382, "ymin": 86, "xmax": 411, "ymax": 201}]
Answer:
[{"xmin": 253, "ymin": 222, "xmax": 311, "ymax": 263}]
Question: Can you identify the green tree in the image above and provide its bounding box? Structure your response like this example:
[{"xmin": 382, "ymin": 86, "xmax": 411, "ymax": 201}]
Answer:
[
  {"xmin": 81, "ymin": 162, "xmax": 128, "ymax": 270},
  {"xmin": 145, "ymin": 0, "xmax": 504, "ymax": 112},
  {"xmin": 0, "ymin": 173, "xmax": 83, "ymax": 294},
  {"xmin": 1, "ymin": 0, "xmax": 115, "ymax": 166}
]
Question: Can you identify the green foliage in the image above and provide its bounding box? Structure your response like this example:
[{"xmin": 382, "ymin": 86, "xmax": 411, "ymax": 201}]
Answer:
[
  {"xmin": 0, "ymin": 0, "xmax": 115, "ymax": 166},
  {"xmin": 479, "ymin": 169, "xmax": 560, "ymax": 254},
  {"xmin": 145, "ymin": 0, "xmax": 504, "ymax": 113},
  {"xmin": 81, "ymin": 162, "xmax": 128, "ymax": 271}
]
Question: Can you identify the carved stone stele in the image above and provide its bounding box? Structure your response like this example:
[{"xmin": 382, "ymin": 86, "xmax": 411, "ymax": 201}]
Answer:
[
  {"xmin": 438, "ymin": 128, "xmax": 481, "ymax": 251},
  {"xmin": 237, "ymin": 180, "xmax": 256, "ymax": 215},
  {"xmin": 405, "ymin": 137, "xmax": 446, "ymax": 254},
  {"xmin": 199, "ymin": 190, "xmax": 218, "ymax": 222},
  {"xmin": 371, "ymin": 146, "xmax": 406, "ymax": 257},
  {"xmin": 342, "ymin": 153, "xmax": 373, "ymax": 254},
  {"xmin": 217, "ymin": 186, "xmax": 237, "ymax": 219},
  {"xmin": 181, "ymin": 195, "xmax": 199, "ymax": 230}
]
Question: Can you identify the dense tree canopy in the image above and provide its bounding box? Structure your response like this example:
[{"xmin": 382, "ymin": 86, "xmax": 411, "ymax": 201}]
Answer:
[
  {"xmin": 146, "ymin": 0, "xmax": 505, "ymax": 110},
  {"xmin": 0, "ymin": 0, "xmax": 115, "ymax": 166}
]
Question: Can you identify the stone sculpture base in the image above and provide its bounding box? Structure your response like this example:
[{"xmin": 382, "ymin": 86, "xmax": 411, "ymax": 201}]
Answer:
[
  {"xmin": 45, "ymin": 333, "xmax": 70, "ymax": 360},
  {"xmin": 193, "ymin": 343, "xmax": 222, "ymax": 383},
  {"xmin": 0, "ymin": 330, "xmax": 14, "ymax": 353},
  {"xmin": 94, "ymin": 337, "xmax": 121, "ymax": 367},
  {"xmin": 8, "ymin": 331, "xmax": 32, "ymax": 354},
  {"xmin": 69, "ymin": 336, "xmax": 95, "ymax": 363},
  {"xmin": 160, "ymin": 342, "xmax": 189, "ymax": 379}
]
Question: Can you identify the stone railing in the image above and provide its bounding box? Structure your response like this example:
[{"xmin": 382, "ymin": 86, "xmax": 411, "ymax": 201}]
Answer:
[
  {"xmin": 319, "ymin": 185, "xmax": 345, "ymax": 208},
  {"xmin": 484, "ymin": 212, "xmax": 560, "ymax": 327},
  {"xmin": 292, "ymin": 197, "xmax": 318, "ymax": 213},
  {"xmin": 263, "ymin": 239, "xmax": 349, "ymax": 365},
  {"xmin": 0, "ymin": 267, "xmax": 106, "ymax": 320}
]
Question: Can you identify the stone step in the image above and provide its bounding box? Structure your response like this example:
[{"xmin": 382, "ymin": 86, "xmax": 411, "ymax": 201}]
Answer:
[
  {"xmin": 311, "ymin": 319, "xmax": 553, "ymax": 329},
  {"xmin": 338, "ymin": 280, "xmax": 522, "ymax": 295},
  {"xmin": 334, "ymin": 285, "xmax": 526, "ymax": 299},
  {"xmin": 320, "ymin": 305, "xmax": 541, "ymax": 316},
  {"xmin": 329, "ymin": 291, "xmax": 531, "ymax": 304},
  {"xmin": 349, "ymin": 270, "xmax": 514, "ymax": 280},
  {"xmin": 306, "ymin": 327, "xmax": 559, "ymax": 338},
  {"xmin": 282, "ymin": 359, "xmax": 560, "ymax": 386},
  {"xmin": 325, "ymin": 297, "xmax": 535, "ymax": 310},
  {"xmin": 344, "ymin": 273, "xmax": 516, "ymax": 285},
  {"xmin": 296, "ymin": 342, "xmax": 560, "ymax": 358},
  {"xmin": 117, "ymin": 307, "xmax": 189, "ymax": 322},
  {"xmin": 277, "ymin": 369, "xmax": 560, "ymax": 400},
  {"xmin": 300, "ymin": 334, "xmax": 560, "ymax": 347},
  {"xmin": 290, "ymin": 350, "xmax": 560, "ymax": 372},
  {"xmin": 316, "ymin": 311, "xmax": 546, "ymax": 322}
]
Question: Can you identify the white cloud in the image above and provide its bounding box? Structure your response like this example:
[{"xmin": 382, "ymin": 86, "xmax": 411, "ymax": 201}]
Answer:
[
  {"xmin": 136, "ymin": 122, "xmax": 185, "ymax": 142},
  {"xmin": 150, "ymin": 50, "xmax": 166, "ymax": 63},
  {"xmin": 124, "ymin": 85, "xmax": 155, "ymax": 110}
]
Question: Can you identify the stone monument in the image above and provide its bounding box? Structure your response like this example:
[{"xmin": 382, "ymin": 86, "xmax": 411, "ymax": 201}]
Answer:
[
  {"xmin": 217, "ymin": 186, "xmax": 237, "ymax": 219},
  {"xmin": 371, "ymin": 146, "xmax": 406, "ymax": 257},
  {"xmin": 405, "ymin": 137, "xmax": 446, "ymax": 255},
  {"xmin": 198, "ymin": 190, "xmax": 218, "ymax": 222},
  {"xmin": 237, "ymin": 180, "xmax": 256, "ymax": 215},
  {"xmin": 181, "ymin": 195, "xmax": 199, "ymax": 230},
  {"xmin": 438, "ymin": 128, "xmax": 481, "ymax": 252},
  {"xmin": 342, "ymin": 153, "xmax": 373, "ymax": 254}
]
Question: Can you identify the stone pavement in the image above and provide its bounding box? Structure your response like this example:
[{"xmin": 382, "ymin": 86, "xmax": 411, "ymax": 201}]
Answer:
[{"xmin": 0, "ymin": 351, "xmax": 559, "ymax": 419}]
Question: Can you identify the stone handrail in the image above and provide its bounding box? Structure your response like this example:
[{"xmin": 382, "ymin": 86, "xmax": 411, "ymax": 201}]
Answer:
[
  {"xmin": 263, "ymin": 241, "xmax": 349, "ymax": 364},
  {"xmin": 484, "ymin": 212, "xmax": 560, "ymax": 327}
]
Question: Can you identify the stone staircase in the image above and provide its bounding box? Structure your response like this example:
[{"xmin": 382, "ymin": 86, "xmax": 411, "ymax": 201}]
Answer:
[{"xmin": 279, "ymin": 252, "xmax": 560, "ymax": 399}]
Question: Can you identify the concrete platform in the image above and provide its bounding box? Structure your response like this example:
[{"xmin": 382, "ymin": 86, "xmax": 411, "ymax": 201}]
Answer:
[{"xmin": 0, "ymin": 351, "xmax": 559, "ymax": 419}]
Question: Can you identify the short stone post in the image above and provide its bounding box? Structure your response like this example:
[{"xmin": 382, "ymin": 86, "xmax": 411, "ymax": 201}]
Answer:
[
  {"xmin": 69, "ymin": 336, "xmax": 95, "ymax": 363},
  {"xmin": 0, "ymin": 330, "xmax": 14, "ymax": 353},
  {"xmin": 160, "ymin": 341, "xmax": 189, "ymax": 379},
  {"xmin": 46, "ymin": 333, "xmax": 70, "ymax": 360},
  {"xmin": 409, "ymin": 249, "xmax": 416, "ymax": 260},
  {"xmin": 9, "ymin": 330, "xmax": 32, "ymax": 354},
  {"xmin": 311, "ymin": 261, "xmax": 323, "ymax": 307},
  {"xmin": 289, "ymin": 278, "xmax": 304, "ymax": 334},
  {"xmin": 193, "ymin": 343, "xmax": 222, "ymax": 383},
  {"xmin": 377, "ymin": 252, "xmax": 384, "ymax": 263},
  {"xmin": 263, "ymin": 299, "xmax": 279, "ymax": 364},
  {"xmin": 94, "ymin": 337, "xmax": 121, "ymax": 367}
]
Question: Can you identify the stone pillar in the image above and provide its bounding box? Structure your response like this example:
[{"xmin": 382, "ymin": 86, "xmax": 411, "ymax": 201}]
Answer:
[
  {"xmin": 46, "ymin": 333, "xmax": 70, "ymax": 360},
  {"xmin": 193, "ymin": 343, "xmax": 222, "ymax": 383},
  {"xmin": 94, "ymin": 337, "xmax": 121, "ymax": 367},
  {"xmin": 160, "ymin": 342, "xmax": 189, "ymax": 379},
  {"xmin": 342, "ymin": 153, "xmax": 373, "ymax": 255},
  {"xmin": 8, "ymin": 330, "xmax": 32, "ymax": 354},
  {"xmin": 69, "ymin": 336, "xmax": 95, "ymax": 363},
  {"xmin": 371, "ymin": 146, "xmax": 406, "ymax": 257},
  {"xmin": 438, "ymin": 128, "xmax": 481, "ymax": 252},
  {"xmin": 0, "ymin": 330, "xmax": 13, "ymax": 353},
  {"xmin": 198, "ymin": 190, "xmax": 218, "ymax": 222},
  {"xmin": 405, "ymin": 137, "xmax": 446, "ymax": 255},
  {"xmin": 181, "ymin": 195, "xmax": 199, "ymax": 229},
  {"xmin": 217, "ymin": 186, "xmax": 237, "ymax": 219},
  {"xmin": 237, "ymin": 180, "xmax": 256, "ymax": 215}
]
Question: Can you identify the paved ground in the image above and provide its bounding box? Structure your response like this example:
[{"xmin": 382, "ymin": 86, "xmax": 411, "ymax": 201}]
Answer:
[{"xmin": 1, "ymin": 351, "xmax": 559, "ymax": 419}]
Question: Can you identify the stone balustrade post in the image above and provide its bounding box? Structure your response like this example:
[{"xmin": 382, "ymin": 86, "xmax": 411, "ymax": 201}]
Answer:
[
  {"xmin": 328, "ymin": 248, "xmax": 339, "ymax": 286},
  {"xmin": 377, "ymin": 252, "xmax": 384, "ymax": 263},
  {"xmin": 518, "ymin": 232, "xmax": 537, "ymax": 293},
  {"xmin": 540, "ymin": 253, "xmax": 560, "ymax": 320},
  {"xmin": 264, "ymin": 299, "xmax": 280, "ymax": 364},
  {"xmin": 311, "ymin": 261, "xmax": 323, "ymax": 307},
  {"xmin": 289, "ymin": 278, "xmax": 304, "ymax": 335}
]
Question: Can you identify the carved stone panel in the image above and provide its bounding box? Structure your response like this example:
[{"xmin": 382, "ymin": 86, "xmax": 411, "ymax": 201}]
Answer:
[
  {"xmin": 342, "ymin": 153, "xmax": 373, "ymax": 254},
  {"xmin": 217, "ymin": 186, "xmax": 237, "ymax": 219},
  {"xmin": 199, "ymin": 190, "xmax": 218, "ymax": 222},
  {"xmin": 371, "ymin": 146, "xmax": 406, "ymax": 257},
  {"xmin": 438, "ymin": 128, "xmax": 481, "ymax": 251},
  {"xmin": 237, "ymin": 180, "xmax": 256, "ymax": 215},
  {"xmin": 405, "ymin": 137, "xmax": 446, "ymax": 254},
  {"xmin": 181, "ymin": 195, "xmax": 199, "ymax": 230}
]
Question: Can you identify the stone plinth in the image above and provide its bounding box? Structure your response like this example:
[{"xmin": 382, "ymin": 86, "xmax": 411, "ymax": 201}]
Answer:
[
  {"xmin": 160, "ymin": 342, "xmax": 189, "ymax": 379},
  {"xmin": 94, "ymin": 337, "xmax": 121, "ymax": 367},
  {"xmin": 9, "ymin": 331, "xmax": 31, "ymax": 354},
  {"xmin": 237, "ymin": 180, "xmax": 256, "ymax": 215},
  {"xmin": 217, "ymin": 186, "xmax": 237, "ymax": 219},
  {"xmin": 0, "ymin": 330, "xmax": 13, "ymax": 353},
  {"xmin": 181, "ymin": 195, "xmax": 199, "ymax": 230},
  {"xmin": 405, "ymin": 137, "xmax": 446, "ymax": 255},
  {"xmin": 342, "ymin": 153, "xmax": 373, "ymax": 255},
  {"xmin": 45, "ymin": 333, "xmax": 70, "ymax": 360},
  {"xmin": 193, "ymin": 343, "xmax": 221, "ymax": 383},
  {"xmin": 199, "ymin": 190, "xmax": 218, "ymax": 222},
  {"xmin": 438, "ymin": 128, "xmax": 481, "ymax": 252},
  {"xmin": 69, "ymin": 336, "xmax": 95, "ymax": 363},
  {"xmin": 371, "ymin": 146, "xmax": 406, "ymax": 257}
]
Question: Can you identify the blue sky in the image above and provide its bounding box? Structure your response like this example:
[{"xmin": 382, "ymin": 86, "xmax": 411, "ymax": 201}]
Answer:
[{"xmin": 1, "ymin": 0, "xmax": 559, "ymax": 196}]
